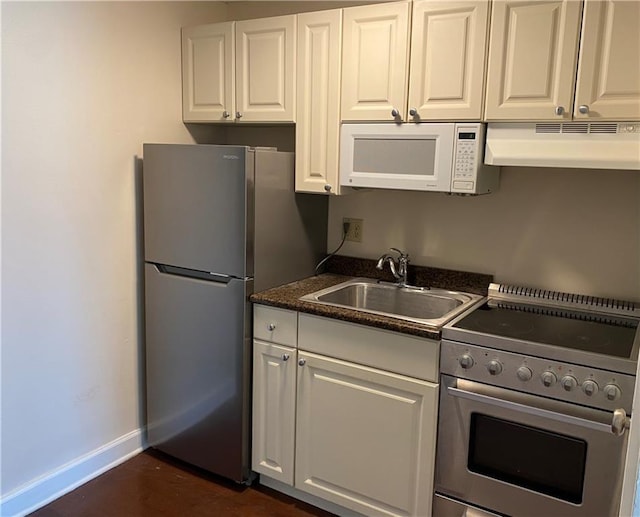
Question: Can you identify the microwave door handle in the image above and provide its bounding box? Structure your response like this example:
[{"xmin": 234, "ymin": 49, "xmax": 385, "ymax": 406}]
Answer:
[{"xmin": 446, "ymin": 386, "xmax": 629, "ymax": 436}]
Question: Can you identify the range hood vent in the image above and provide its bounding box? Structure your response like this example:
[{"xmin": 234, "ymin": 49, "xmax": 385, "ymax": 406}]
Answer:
[
  {"xmin": 485, "ymin": 122, "xmax": 640, "ymax": 170},
  {"xmin": 535, "ymin": 122, "xmax": 620, "ymax": 134}
]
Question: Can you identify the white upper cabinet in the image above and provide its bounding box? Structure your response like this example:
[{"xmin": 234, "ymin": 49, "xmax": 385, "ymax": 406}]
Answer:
[
  {"xmin": 295, "ymin": 9, "xmax": 343, "ymax": 194},
  {"xmin": 341, "ymin": 2, "xmax": 410, "ymax": 122},
  {"xmin": 408, "ymin": 0, "xmax": 490, "ymax": 121},
  {"xmin": 484, "ymin": 0, "xmax": 582, "ymax": 121},
  {"xmin": 236, "ymin": 15, "xmax": 296, "ymax": 122},
  {"xmin": 340, "ymin": 0, "xmax": 489, "ymax": 122},
  {"xmin": 183, "ymin": 1, "xmax": 638, "ymax": 127},
  {"xmin": 485, "ymin": 0, "xmax": 639, "ymax": 121},
  {"xmin": 182, "ymin": 22, "xmax": 235, "ymax": 123},
  {"xmin": 574, "ymin": 0, "xmax": 640, "ymax": 120},
  {"xmin": 182, "ymin": 16, "xmax": 296, "ymax": 123}
]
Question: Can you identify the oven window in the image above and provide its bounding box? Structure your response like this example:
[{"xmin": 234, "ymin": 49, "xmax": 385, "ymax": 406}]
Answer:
[{"xmin": 468, "ymin": 413, "xmax": 587, "ymax": 504}]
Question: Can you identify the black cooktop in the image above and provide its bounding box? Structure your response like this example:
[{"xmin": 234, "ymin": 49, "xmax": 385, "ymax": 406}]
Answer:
[{"xmin": 451, "ymin": 301, "xmax": 639, "ymax": 359}]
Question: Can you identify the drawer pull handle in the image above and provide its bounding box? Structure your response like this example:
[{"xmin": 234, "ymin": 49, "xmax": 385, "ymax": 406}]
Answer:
[
  {"xmin": 268, "ymin": 323, "xmax": 276, "ymax": 331},
  {"xmin": 282, "ymin": 354, "xmax": 290, "ymax": 361},
  {"xmin": 298, "ymin": 359, "xmax": 306, "ymax": 366}
]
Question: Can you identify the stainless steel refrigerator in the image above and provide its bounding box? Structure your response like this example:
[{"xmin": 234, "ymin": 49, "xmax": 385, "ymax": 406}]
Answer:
[{"xmin": 142, "ymin": 143, "xmax": 327, "ymax": 483}]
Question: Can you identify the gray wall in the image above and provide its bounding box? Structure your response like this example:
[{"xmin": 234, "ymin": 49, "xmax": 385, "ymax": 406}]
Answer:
[{"xmin": 329, "ymin": 167, "xmax": 640, "ymax": 301}]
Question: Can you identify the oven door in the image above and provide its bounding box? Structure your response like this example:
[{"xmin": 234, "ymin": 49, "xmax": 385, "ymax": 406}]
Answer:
[{"xmin": 436, "ymin": 375, "xmax": 629, "ymax": 517}]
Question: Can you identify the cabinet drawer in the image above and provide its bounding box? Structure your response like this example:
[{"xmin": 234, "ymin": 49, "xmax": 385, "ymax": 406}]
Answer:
[
  {"xmin": 254, "ymin": 305, "xmax": 298, "ymax": 346},
  {"xmin": 298, "ymin": 313, "xmax": 439, "ymax": 382}
]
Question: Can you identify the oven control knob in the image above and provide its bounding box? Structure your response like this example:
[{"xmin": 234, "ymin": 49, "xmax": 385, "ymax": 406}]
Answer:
[
  {"xmin": 561, "ymin": 375, "xmax": 578, "ymax": 391},
  {"xmin": 604, "ymin": 383, "xmax": 621, "ymax": 401},
  {"xmin": 582, "ymin": 379, "xmax": 599, "ymax": 396},
  {"xmin": 541, "ymin": 371, "xmax": 557, "ymax": 387},
  {"xmin": 516, "ymin": 366, "xmax": 533, "ymax": 382},
  {"xmin": 487, "ymin": 360, "xmax": 503, "ymax": 376},
  {"xmin": 459, "ymin": 354, "xmax": 475, "ymax": 369}
]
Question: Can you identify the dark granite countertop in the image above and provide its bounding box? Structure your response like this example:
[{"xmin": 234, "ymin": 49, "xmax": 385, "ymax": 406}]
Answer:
[{"xmin": 250, "ymin": 256, "xmax": 493, "ymax": 340}]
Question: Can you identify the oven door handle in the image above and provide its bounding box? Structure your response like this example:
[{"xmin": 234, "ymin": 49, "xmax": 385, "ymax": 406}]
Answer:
[{"xmin": 446, "ymin": 386, "xmax": 630, "ymax": 436}]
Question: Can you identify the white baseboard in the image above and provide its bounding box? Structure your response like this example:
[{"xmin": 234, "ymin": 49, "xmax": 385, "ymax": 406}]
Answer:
[{"xmin": 0, "ymin": 429, "xmax": 145, "ymax": 517}]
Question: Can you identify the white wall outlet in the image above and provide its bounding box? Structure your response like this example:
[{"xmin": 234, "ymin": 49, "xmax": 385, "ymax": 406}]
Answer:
[{"xmin": 343, "ymin": 218, "xmax": 363, "ymax": 243}]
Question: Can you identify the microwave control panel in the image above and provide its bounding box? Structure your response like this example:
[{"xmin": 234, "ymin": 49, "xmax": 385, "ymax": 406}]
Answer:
[
  {"xmin": 451, "ymin": 124, "xmax": 498, "ymax": 195},
  {"xmin": 452, "ymin": 125, "xmax": 482, "ymax": 192}
]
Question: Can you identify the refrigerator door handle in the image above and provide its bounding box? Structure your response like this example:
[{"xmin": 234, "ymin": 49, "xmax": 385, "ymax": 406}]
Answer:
[{"xmin": 153, "ymin": 263, "xmax": 234, "ymax": 284}]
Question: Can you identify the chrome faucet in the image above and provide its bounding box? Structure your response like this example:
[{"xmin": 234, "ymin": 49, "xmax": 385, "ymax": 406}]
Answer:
[{"xmin": 376, "ymin": 248, "xmax": 410, "ymax": 287}]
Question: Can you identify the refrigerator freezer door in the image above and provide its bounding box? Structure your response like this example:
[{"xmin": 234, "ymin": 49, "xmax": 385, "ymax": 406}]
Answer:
[
  {"xmin": 145, "ymin": 263, "xmax": 251, "ymax": 482},
  {"xmin": 143, "ymin": 144, "xmax": 250, "ymax": 277}
]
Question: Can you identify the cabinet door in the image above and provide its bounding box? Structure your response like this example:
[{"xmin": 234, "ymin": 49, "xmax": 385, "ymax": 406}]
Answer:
[
  {"xmin": 252, "ymin": 341, "xmax": 296, "ymax": 485},
  {"xmin": 484, "ymin": 0, "xmax": 582, "ymax": 121},
  {"xmin": 295, "ymin": 10, "xmax": 342, "ymax": 195},
  {"xmin": 295, "ymin": 351, "xmax": 438, "ymax": 517},
  {"xmin": 236, "ymin": 15, "xmax": 296, "ymax": 122},
  {"xmin": 574, "ymin": 0, "xmax": 640, "ymax": 120},
  {"xmin": 181, "ymin": 22, "xmax": 235, "ymax": 123},
  {"xmin": 341, "ymin": 2, "xmax": 410, "ymax": 122},
  {"xmin": 408, "ymin": 0, "xmax": 490, "ymax": 121}
]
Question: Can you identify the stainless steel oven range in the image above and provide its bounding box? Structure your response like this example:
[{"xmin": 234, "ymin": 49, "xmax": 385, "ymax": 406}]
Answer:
[{"xmin": 435, "ymin": 283, "xmax": 640, "ymax": 517}]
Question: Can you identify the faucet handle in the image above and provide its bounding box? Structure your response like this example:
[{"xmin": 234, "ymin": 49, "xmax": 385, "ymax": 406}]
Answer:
[{"xmin": 390, "ymin": 247, "xmax": 409, "ymax": 259}]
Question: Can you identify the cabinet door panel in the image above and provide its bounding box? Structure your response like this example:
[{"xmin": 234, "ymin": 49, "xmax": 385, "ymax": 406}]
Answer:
[
  {"xmin": 236, "ymin": 16, "xmax": 296, "ymax": 122},
  {"xmin": 252, "ymin": 341, "xmax": 296, "ymax": 485},
  {"xmin": 295, "ymin": 352, "xmax": 438, "ymax": 516},
  {"xmin": 182, "ymin": 22, "xmax": 235, "ymax": 122},
  {"xmin": 409, "ymin": 0, "xmax": 489, "ymax": 120},
  {"xmin": 341, "ymin": 2, "xmax": 410, "ymax": 121},
  {"xmin": 574, "ymin": 0, "xmax": 640, "ymax": 120},
  {"xmin": 295, "ymin": 10, "xmax": 342, "ymax": 194},
  {"xmin": 485, "ymin": 0, "xmax": 582, "ymax": 120}
]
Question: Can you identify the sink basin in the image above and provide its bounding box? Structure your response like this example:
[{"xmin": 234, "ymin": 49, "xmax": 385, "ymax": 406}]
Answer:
[{"xmin": 300, "ymin": 278, "xmax": 484, "ymax": 328}]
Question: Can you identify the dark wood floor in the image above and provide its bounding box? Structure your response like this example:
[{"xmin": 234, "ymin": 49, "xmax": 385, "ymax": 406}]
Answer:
[{"xmin": 30, "ymin": 450, "xmax": 335, "ymax": 517}]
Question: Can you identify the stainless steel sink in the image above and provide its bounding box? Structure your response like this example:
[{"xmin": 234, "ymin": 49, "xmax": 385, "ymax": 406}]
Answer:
[{"xmin": 300, "ymin": 278, "xmax": 484, "ymax": 328}]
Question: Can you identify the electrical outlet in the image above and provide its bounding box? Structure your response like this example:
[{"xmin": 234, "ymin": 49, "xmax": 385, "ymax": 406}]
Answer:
[{"xmin": 343, "ymin": 217, "xmax": 363, "ymax": 243}]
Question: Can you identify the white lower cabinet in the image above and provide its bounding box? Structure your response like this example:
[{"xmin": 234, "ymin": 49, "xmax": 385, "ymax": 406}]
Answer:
[
  {"xmin": 295, "ymin": 351, "xmax": 438, "ymax": 517},
  {"xmin": 252, "ymin": 340, "xmax": 297, "ymax": 485},
  {"xmin": 252, "ymin": 307, "xmax": 439, "ymax": 517}
]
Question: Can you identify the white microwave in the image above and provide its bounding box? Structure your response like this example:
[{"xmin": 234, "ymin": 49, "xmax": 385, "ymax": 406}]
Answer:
[{"xmin": 339, "ymin": 123, "xmax": 499, "ymax": 194}]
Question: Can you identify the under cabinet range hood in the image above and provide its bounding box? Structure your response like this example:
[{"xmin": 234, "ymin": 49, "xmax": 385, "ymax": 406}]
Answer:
[{"xmin": 484, "ymin": 122, "xmax": 640, "ymax": 170}]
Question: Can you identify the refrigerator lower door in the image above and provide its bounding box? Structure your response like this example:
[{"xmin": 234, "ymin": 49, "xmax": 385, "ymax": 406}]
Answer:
[{"xmin": 145, "ymin": 263, "xmax": 251, "ymax": 482}]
